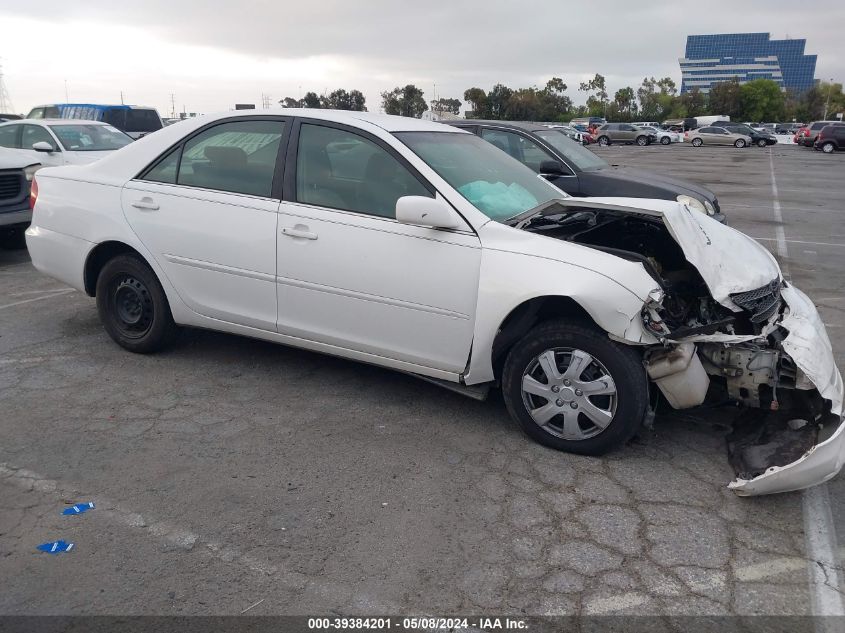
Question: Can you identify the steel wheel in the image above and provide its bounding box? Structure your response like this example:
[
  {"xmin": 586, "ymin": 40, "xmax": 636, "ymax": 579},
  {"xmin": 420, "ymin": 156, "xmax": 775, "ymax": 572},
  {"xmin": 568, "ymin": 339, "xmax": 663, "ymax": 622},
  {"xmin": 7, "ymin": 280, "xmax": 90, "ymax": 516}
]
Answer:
[
  {"xmin": 110, "ymin": 275, "xmax": 154, "ymax": 339},
  {"xmin": 520, "ymin": 347, "xmax": 617, "ymax": 441}
]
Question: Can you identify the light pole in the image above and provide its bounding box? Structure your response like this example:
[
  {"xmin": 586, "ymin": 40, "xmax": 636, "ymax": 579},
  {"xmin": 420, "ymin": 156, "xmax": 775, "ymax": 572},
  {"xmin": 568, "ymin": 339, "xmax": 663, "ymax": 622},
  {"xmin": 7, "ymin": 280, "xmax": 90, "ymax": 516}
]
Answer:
[{"xmin": 824, "ymin": 78, "xmax": 834, "ymax": 120}]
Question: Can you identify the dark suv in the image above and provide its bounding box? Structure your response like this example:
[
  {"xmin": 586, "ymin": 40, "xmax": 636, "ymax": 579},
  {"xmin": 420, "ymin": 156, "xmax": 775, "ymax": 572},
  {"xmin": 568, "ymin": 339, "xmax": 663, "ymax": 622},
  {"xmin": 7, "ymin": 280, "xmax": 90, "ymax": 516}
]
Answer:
[
  {"xmin": 0, "ymin": 149, "xmax": 39, "ymax": 248},
  {"xmin": 711, "ymin": 121, "xmax": 776, "ymax": 147},
  {"xmin": 448, "ymin": 120, "xmax": 724, "ymax": 221},
  {"xmin": 815, "ymin": 126, "xmax": 845, "ymax": 153},
  {"xmin": 594, "ymin": 123, "xmax": 655, "ymax": 146},
  {"xmin": 798, "ymin": 121, "xmax": 845, "ymax": 147}
]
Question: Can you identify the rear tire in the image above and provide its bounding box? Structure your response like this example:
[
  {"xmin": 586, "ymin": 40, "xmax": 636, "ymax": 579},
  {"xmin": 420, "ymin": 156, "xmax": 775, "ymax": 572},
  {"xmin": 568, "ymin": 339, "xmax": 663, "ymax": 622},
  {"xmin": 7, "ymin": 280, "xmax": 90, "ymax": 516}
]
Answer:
[
  {"xmin": 501, "ymin": 320, "xmax": 648, "ymax": 456},
  {"xmin": 96, "ymin": 254, "xmax": 175, "ymax": 353},
  {"xmin": 735, "ymin": 139, "xmax": 746, "ymax": 148},
  {"xmin": 691, "ymin": 138, "xmax": 703, "ymax": 147},
  {"xmin": 597, "ymin": 136, "xmax": 610, "ymax": 146},
  {"xmin": 660, "ymin": 136, "xmax": 671, "ymax": 145}
]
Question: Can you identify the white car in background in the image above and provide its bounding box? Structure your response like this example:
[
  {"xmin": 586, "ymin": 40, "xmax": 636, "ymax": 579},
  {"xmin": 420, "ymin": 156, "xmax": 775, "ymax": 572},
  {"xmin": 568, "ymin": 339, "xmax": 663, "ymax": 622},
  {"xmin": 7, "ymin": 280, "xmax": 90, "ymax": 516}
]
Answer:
[
  {"xmin": 0, "ymin": 119, "xmax": 133, "ymax": 168},
  {"xmin": 637, "ymin": 125, "xmax": 682, "ymax": 145},
  {"xmin": 24, "ymin": 109, "xmax": 845, "ymax": 496}
]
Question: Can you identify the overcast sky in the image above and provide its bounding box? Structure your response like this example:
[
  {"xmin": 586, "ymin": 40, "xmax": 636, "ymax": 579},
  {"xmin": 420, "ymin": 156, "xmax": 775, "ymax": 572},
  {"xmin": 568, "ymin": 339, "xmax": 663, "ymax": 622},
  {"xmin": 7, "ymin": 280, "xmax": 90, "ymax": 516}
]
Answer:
[{"xmin": 2, "ymin": 0, "xmax": 843, "ymax": 117}]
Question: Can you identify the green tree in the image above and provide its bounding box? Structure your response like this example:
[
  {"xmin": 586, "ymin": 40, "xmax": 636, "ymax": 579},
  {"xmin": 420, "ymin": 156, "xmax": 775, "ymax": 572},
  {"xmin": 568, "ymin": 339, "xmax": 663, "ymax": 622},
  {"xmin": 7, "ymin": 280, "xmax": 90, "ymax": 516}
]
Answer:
[
  {"xmin": 280, "ymin": 97, "xmax": 301, "ymax": 108},
  {"xmin": 463, "ymin": 87, "xmax": 488, "ymax": 118},
  {"xmin": 678, "ymin": 87, "xmax": 706, "ymax": 118},
  {"xmin": 613, "ymin": 87, "xmax": 636, "ymax": 120},
  {"xmin": 487, "ymin": 84, "xmax": 513, "ymax": 119},
  {"xmin": 302, "ymin": 92, "xmax": 322, "ymax": 108},
  {"xmin": 381, "ymin": 84, "xmax": 428, "ymax": 118},
  {"xmin": 819, "ymin": 81, "xmax": 845, "ymax": 119},
  {"xmin": 637, "ymin": 77, "xmax": 676, "ymax": 120},
  {"xmin": 431, "ymin": 97, "xmax": 462, "ymax": 115},
  {"xmin": 739, "ymin": 79, "xmax": 785, "ymax": 122},
  {"xmin": 707, "ymin": 79, "xmax": 742, "ymax": 119},
  {"xmin": 320, "ymin": 88, "xmax": 367, "ymax": 111},
  {"xmin": 579, "ymin": 74, "xmax": 608, "ymax": 117}
]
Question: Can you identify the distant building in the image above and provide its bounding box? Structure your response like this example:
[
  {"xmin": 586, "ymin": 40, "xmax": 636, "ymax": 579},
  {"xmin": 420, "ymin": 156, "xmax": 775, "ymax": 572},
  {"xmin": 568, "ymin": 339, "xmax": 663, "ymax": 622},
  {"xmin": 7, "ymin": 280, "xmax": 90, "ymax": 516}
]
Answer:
[{"xmin": 679, "ymin": 33, "xmax": 817, "ymax": 94}]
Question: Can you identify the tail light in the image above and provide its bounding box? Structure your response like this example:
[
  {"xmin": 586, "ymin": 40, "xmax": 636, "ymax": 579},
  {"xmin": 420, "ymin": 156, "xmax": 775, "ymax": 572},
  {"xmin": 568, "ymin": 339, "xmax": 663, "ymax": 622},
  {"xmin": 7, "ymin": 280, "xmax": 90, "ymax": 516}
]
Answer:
[{"xmin": 29, "ymin": 178, "xmax": 38, "ymax": 210}]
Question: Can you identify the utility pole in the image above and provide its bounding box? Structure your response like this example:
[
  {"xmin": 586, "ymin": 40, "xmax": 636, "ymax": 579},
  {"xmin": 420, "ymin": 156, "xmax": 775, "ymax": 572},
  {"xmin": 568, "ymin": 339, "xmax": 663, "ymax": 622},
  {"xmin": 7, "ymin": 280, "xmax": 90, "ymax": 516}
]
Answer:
[
  {"xmin": 0, "ymin": 59, "xmax": 14, "ymax": 113},
  {"xmin": 824, "ymin": 78, "xmax": 834, "ymax": 120},
  {"xmin": 170, "ymin": 93, "xmax": 176, "ymax": 119},
  {"xmin": 64, "ymin": 79, "xmax": 69, "ymax": 102},
  {"xmin": 120, "ymin": 90, "xmax": 124, "ymax": 105}
]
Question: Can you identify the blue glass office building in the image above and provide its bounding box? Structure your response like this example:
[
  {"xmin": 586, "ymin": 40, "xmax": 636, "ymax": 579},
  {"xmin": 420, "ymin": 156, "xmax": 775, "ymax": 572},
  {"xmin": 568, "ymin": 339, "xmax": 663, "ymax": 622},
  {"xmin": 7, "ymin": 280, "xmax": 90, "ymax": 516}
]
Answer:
[{"xmin": 680, "ymin": 33, "xmax": 817, "ymax": 94}]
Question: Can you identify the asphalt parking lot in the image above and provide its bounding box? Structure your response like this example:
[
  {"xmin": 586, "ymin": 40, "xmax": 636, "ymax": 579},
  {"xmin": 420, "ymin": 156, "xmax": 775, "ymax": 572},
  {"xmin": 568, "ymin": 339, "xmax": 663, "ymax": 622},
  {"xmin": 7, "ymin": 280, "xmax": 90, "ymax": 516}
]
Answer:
[{"xmin": 2, "ymin": 141, "xmax": 845, "ymax": 620}]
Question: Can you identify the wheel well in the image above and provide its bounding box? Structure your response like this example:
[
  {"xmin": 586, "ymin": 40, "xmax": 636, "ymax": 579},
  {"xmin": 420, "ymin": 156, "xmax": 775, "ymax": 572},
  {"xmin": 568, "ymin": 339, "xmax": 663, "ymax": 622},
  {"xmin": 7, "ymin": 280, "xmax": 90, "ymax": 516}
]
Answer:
[
  {"xmin": 83, "ymin": 241, "xmax": 145, "ymax": 296},
  {"xmin": 491, "ymin": 296, "xmax": 597, "ymax": 379}
]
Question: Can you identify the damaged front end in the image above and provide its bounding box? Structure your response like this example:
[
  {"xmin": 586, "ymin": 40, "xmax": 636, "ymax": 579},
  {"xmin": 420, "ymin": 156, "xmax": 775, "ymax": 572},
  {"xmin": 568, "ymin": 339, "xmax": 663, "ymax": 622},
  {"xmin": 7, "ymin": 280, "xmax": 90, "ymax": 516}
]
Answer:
[{"xmin": 518, "ymin": 199, "xmax": 845, "ymax": 495}]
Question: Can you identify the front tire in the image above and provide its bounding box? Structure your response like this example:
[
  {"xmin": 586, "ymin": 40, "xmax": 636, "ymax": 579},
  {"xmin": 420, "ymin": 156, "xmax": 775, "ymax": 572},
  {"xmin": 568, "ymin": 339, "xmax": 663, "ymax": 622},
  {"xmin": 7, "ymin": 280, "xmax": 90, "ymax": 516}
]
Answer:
[
  {"xmin": 501, "ymin": 320, "xmax": 648, "ymax": 456},
  {"xmin": 757, "ymin": 138, "xmax": 767, "ymax": 148},
  {"xmin": 822, "ymin": 142, "xmax": 835, "ymax": 153},
  {"xmin": 96, "ymin": 254, "xmax": 175, "ymax": 353},
  {"xmin": 660, "ymin": 136, "xmax": 671, "ymax": 145},
  {"xmin": 691, "ymin": 138, "xmax": 703, "ymax": 147},
  {"xmin": 735, "ymin": 139, "xmax": 746, "ymax": 148},
  {"xmin": 636, "ymin": 135, "xmax": 648, "ymax": 146},
  {"xmin": 597, "ymin": 136, "xmax": 610, "ymax": 146}
]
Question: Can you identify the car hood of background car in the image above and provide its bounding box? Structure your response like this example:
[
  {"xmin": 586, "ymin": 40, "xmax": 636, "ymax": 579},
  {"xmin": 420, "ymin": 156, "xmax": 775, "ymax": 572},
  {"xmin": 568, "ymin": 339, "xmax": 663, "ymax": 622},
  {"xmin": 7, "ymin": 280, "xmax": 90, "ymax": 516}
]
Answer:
[
  {"xmin": 588, "ymin": 167, "xmax": 718, "ymax": 204},
  {"xmin": 0, "ymin": 147, "xmax": 38, "ymax": 169}
]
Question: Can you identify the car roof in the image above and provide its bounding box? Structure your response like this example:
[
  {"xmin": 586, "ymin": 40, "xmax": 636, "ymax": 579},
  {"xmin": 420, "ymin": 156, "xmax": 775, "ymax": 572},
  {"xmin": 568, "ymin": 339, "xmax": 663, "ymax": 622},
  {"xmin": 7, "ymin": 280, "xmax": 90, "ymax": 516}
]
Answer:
[
  {"xmin": 0, "ymin": 118, "xmax": 110, "ymax": 126},
  {"xmin": 450, "ymin": 119, "xmax": 548, "ymax": 133},
  {"xmin": 261, "ymin": 108, "xmax": 463, "ymax": 133}
]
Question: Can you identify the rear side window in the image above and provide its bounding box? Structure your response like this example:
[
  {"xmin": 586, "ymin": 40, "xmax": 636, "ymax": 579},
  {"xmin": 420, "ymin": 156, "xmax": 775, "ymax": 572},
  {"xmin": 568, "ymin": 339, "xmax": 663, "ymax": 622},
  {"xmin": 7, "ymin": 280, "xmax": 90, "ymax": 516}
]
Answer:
[
  {"xmin": 126, "ymin": 109, "xmax": 162, "ymax": 133},
  {"xmin": 177, "ymin": 120, "xmax": 285, "ymax": 197},
  {"xmin": 143, "ymin": 147, "xmax": 180, "ymax": 184}
]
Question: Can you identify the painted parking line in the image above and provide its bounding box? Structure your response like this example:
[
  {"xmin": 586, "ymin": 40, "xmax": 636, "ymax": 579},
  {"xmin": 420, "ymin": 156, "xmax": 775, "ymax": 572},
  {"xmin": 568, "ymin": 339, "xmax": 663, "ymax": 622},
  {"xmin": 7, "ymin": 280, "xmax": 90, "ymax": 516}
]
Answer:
[
  {"xmin": 0, "ymin": 288, "xmax": 75, "ymax": 311},
  {"xmin": 769, "ymin": 150, "xmax": 845, "ymax": 620},
  {"xmin": 753, "ymin": 237, "xmax": 845, "ymax": 249}
]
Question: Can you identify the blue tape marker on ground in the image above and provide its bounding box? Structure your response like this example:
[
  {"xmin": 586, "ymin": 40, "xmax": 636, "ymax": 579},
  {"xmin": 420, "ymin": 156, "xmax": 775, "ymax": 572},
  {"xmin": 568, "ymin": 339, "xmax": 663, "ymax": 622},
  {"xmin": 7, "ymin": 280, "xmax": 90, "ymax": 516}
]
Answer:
[
  {"xmin": 36, "ymin": 540, "xmax": 74, "ymax": 554},
  {"xmin": 62, "ymin": 502, "xmax": 95, "ymax": 516}
]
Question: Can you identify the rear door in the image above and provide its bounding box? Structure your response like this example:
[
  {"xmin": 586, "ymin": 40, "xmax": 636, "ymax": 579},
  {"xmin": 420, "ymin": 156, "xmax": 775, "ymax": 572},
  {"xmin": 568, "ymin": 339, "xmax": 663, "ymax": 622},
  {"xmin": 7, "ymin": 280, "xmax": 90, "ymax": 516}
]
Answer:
[{"xmin": 122, "ymin": 117, "xmax": 288, "ymax": 330}]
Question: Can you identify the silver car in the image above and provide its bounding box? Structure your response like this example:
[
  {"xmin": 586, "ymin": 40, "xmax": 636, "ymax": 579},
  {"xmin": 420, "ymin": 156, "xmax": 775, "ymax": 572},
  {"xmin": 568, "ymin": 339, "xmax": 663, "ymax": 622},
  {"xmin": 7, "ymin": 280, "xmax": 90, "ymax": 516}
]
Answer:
[{"xmin": 687, "ymin": 126, "xmax": 753, "ymax": 148}]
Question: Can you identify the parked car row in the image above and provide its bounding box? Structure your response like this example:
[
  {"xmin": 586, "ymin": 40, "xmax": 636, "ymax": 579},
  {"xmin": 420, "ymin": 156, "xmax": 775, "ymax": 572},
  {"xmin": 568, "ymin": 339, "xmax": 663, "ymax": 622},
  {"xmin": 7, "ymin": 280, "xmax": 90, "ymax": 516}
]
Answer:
[{"xmin": 22, "ymin": 108, "xmax": 844, "ymax": 495}]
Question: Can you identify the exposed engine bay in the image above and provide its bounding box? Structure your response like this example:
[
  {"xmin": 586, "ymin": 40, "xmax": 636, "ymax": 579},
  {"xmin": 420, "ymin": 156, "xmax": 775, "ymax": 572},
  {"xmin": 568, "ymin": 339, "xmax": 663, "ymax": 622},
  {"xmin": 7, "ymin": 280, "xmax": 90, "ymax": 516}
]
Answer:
[{"xmin": 517, "ymin": 204, "xmax": 841, "ymax": 491}]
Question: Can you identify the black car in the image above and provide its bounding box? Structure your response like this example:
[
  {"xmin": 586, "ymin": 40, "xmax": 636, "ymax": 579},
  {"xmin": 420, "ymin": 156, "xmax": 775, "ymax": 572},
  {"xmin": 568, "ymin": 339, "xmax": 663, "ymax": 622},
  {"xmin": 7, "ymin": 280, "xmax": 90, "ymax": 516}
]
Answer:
[
  {"xmin": 711, "ymin": 121, "xmax": 776, "ymax": 147},
  {"xmin": 448, "ymin": 120, "xmax": 724, "ymax": 222}
]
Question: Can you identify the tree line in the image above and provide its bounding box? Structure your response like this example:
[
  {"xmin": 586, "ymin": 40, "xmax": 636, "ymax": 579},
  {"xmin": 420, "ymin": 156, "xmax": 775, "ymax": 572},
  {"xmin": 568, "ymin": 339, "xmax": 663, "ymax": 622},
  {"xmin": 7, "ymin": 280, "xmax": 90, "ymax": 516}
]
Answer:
[{"xmin": 280, "ymin": 76, "xmax": 845, "ymax": 123}]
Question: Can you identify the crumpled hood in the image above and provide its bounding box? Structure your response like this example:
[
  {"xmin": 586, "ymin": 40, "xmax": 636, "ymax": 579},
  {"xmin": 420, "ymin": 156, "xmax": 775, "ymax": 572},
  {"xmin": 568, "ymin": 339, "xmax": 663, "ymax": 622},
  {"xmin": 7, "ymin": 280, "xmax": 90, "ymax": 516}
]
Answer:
[{"xmin": 555, "ymin": 197, "xmax": 781, "ymax": 308}]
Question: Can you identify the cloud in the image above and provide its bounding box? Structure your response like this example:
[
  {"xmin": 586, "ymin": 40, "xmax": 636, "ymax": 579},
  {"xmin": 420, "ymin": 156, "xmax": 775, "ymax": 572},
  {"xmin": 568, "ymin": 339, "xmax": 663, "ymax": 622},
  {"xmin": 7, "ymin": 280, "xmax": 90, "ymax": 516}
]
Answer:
[{"xmin": 1, "ymin": 0, "xmax": 842, "ymax": 115}]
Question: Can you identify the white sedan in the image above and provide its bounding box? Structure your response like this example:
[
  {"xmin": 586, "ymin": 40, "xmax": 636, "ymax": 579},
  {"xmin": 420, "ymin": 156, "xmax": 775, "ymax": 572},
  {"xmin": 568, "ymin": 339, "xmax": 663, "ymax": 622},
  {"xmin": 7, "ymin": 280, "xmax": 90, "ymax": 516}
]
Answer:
[
  {"xmin": 637, "ymin": 125, "xmax": 682, "ymax": 145},
  {"xmin": 25, "ymin": 109, "xmax": 844, "ymax": 496},
  {"xmin": 0, "ymin": 119, "xmax": 133, "ymax": 168}
]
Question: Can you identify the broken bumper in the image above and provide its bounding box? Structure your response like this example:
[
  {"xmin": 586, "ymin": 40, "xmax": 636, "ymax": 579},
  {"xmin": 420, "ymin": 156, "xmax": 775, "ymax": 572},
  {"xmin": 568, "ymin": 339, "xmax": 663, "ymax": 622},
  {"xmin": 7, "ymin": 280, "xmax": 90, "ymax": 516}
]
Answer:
[{"xmin": 729, "ymin": 284, "xmax": 845, "ymax": 496}]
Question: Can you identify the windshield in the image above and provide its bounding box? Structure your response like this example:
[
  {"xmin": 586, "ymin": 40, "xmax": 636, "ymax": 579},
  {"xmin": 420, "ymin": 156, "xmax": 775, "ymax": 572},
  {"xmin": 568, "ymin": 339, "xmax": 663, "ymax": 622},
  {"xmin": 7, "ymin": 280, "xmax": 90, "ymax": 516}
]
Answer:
[
  {"xmin": 396, "ymin": 131, "xmax": 567, "ymax": 222},
  {"xmin": 532, "ymin": 129, "xmax": 608, "ymax": 172},
  {"xmin": 49, "ymin": 124, "xmax": 133, "ymax": 151}
]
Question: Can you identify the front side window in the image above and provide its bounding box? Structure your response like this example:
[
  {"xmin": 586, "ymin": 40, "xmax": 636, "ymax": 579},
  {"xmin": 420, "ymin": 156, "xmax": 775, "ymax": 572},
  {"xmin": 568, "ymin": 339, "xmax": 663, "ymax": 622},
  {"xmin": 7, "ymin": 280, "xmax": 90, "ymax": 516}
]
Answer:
[
  {"xmin": 49, "ymin": 124, "xmax": 131, "ymax": 151},
  {"xmin": 177, "ymin": 120, "xmax": 285, "ymax": 197},
  {"xmin": 0, "ymin": 124, "xmax": 20, "ymax": 148},
  {"xmin": 533, "ymin": 130, "xmax": 607, "ymax": 172},
  {"xmin": 397, "ymin": 131, "xmax": 567, "ymax": 222},
  {"xmin": 296, "ymin": 123, "xmax": 430, "ymax": 218},
  {"xmin": 480, "ymin": 129, "xmax": 555, "ymax": 173},
  {"xmin": 22, "ymin": 125, "xmax": 57, "ymax": 150}
]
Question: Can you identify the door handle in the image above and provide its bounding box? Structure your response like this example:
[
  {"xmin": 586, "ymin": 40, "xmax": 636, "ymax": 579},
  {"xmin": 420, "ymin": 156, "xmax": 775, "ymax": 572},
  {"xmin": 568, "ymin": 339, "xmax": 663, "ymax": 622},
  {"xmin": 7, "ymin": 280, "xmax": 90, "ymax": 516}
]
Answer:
[
  {"xmin": 131, "ymin": 197, "xmax": 160, "ymax": 211},
  {"xmin": 281, "ymin": 227, "xmax": 318, "ymax": 240}
]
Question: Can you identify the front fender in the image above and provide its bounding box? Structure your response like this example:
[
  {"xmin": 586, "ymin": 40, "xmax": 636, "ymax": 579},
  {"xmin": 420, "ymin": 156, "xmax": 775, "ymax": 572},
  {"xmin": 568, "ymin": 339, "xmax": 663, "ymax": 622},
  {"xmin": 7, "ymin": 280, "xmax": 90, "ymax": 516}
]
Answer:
[{"xmin": 463, "ymin": 234, "xmax": 660, "ymax": 385}]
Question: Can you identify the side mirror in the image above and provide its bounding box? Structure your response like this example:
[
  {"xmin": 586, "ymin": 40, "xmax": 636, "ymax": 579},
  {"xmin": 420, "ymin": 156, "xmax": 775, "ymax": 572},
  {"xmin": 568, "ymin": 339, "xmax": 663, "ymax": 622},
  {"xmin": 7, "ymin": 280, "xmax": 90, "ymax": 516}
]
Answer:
[
  {"xmin": 32, "ymin": 141, "xmax": 54, "ymax": 153},
  {"xmin": 396, "ymin": 196, "xmax": 460, "ymax": 229},
  {"xmin": 540, "ymin": 160, "xmax": 565, "ymax": 176}
]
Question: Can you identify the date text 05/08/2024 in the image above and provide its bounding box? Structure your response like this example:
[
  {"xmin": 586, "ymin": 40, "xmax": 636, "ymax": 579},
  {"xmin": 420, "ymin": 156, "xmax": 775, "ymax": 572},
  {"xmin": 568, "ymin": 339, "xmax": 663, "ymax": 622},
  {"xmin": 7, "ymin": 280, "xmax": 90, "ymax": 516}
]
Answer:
[{"xmin": 307, "ymin": 617, "xmax": 529, "ymax": 630}]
